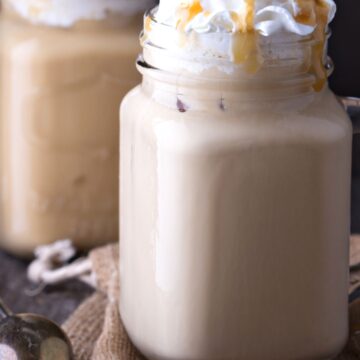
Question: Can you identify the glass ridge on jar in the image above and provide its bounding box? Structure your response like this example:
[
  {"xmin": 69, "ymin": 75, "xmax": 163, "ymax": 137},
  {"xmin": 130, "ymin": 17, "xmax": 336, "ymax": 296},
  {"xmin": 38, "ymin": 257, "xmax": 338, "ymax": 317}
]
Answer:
[
  {"xmin": 0, "ymin": 0, "xmax": 154, "ymax": 256},
  {"xmin": 119, "ymin": 12, "xmax": 352, "ymax": 360}
]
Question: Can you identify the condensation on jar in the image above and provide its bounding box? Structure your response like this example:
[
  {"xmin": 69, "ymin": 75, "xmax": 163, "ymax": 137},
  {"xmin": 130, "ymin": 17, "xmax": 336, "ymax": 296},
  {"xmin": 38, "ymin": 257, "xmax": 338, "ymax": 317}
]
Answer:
[
  {"xmin": 119, "ymin": 9, "xmax": 352, "ymax": 360},
  {"xmin": 0, "ymin": 0, "xmax": 155, "ymax": 256}
]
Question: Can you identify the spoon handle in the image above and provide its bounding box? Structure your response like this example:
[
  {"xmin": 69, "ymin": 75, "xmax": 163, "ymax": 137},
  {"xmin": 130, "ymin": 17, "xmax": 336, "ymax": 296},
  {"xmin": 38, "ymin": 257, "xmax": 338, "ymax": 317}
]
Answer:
[{"xmin": 0, "ymin": 299, "xmax": 12, "ymax": 320}]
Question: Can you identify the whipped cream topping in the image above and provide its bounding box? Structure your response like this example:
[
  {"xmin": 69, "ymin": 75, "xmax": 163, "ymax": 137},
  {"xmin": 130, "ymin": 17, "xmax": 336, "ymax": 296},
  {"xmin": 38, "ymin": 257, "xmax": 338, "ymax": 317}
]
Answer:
[
  {"xmin": 143, "ymin": 0, "xmax": 336, "ymax": 90},
  {"xmin": 7, "ymin": 0, "xmax": 154, "ymax": 27},
  {"xmin": 155, "ymin": 0, "xmax": 336, "ymax": 37}
]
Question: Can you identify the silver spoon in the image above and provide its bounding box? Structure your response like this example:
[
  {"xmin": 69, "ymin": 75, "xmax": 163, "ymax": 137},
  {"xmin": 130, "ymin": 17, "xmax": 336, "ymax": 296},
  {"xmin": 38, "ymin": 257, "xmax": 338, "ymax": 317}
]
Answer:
[{"xmin": 0, "ymin": 299, "xmax": 73, "ymax": 359}]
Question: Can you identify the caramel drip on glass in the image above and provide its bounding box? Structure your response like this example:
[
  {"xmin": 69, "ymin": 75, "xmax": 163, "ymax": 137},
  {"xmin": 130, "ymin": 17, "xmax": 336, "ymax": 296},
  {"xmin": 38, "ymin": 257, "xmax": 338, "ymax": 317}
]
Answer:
[
  {"xmin": 295, "ymin": 0, "xmax": 332, "ymax": 91},
  {"xmin": 312, "ymin": 0, "xmax": 331, "ymax": 91},
  {"xmin": 231, "ymin": 0, "xmax": 260, "ymax": 73},
  {"xmin": 145, "ymin": 16, "xmax": 152, "ymax": 32}
]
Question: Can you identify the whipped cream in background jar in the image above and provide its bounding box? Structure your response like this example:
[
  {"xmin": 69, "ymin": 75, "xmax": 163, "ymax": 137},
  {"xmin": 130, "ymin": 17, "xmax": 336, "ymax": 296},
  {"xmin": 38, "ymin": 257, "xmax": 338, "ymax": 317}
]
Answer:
[
  {"xmin": 120, "ymin": 1, "xmax": 352, "ymax": 359},
  {"xmin": 0, "ymin": 0, "xmax": 155, "ymax": 256}
]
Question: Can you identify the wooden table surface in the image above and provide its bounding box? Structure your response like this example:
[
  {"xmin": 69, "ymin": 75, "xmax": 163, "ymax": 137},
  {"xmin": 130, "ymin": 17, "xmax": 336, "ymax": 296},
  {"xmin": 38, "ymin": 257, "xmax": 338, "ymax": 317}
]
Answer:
[{"xmin": 0, "ymin": 250, "xmax": 94, "ymax": 325}]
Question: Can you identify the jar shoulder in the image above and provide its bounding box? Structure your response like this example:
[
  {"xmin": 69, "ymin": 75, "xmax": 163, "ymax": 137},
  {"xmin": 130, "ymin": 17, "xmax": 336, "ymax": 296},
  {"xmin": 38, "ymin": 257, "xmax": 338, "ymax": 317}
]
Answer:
[{"xmin": 121, "ymin": 86, "xmax": 352, "ymax": 152}]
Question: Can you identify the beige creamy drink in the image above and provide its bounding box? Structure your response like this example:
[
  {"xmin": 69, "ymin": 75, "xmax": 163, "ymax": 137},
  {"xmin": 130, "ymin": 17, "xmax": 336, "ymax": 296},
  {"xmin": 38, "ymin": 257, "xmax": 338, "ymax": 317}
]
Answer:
[
  {"xmin": 0, "ymin": 0, "xmax": 154, "ymax": 256},
  {"xmin": 120, "ymin": 0, "xmax": 352, "ymax": 359}
]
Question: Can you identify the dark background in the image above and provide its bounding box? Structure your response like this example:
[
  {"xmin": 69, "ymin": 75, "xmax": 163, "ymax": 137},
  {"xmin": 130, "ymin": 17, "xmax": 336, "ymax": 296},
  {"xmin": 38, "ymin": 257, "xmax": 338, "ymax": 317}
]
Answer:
[
  {"xmin": 328, "ymin": 0, "xmax": 360, "ymax": 233},
  {"xmin": 329, "ymin": 0, "xmax": 360, "ymax": 97}
]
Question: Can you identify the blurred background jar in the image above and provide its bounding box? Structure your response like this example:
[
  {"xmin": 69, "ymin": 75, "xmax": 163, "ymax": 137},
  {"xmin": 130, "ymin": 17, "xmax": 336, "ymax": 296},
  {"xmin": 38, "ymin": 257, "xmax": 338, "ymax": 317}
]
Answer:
[
  {"xmin": 329, "ymin": 0, "xmax": 360, "ymax": 233},
  {"xmin": 0, "ymin": 0, "xmax": 155, "ymax": 256}
]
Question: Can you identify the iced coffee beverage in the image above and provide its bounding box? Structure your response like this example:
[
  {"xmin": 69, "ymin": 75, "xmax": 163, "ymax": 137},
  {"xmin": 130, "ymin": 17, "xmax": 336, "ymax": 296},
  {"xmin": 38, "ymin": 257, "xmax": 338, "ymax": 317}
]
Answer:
[
  {"xmin": 0, "ymin": 0, "xmax": 154, "ymax": 256},
  {"xmin": 120, "ymin": 1, "xmax": 352, "ymax": 359}
]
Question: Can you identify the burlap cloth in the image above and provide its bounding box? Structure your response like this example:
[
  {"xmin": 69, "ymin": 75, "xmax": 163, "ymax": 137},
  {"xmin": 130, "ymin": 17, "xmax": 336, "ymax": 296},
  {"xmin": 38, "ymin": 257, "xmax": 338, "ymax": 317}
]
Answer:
[{"xmin": 62, "ymin": 237, "xmax": 360, "ymax": 360}]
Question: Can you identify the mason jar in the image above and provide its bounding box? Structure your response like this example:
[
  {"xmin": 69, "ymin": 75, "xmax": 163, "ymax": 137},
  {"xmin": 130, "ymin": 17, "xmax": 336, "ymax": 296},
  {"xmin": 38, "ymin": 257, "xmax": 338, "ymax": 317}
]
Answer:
[
  {"xmin": 119, "ymin": 9, "xmax": 352, "ymax": 360},
  {"xmin": 0, "ymin": 0, "xmax": 154, "ymax": 256}
]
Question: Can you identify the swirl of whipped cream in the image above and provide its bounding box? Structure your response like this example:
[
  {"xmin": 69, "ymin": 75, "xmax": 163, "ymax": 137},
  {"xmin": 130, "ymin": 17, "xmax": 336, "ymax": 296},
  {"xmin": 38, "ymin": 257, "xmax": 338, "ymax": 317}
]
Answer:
[
  {"xmin": 155, "ymin": 0, "xmax": 336, "ymax": 37},
  {"xmin": 6, "ymin": 0, "xmax": 155, "ymax": 27}
]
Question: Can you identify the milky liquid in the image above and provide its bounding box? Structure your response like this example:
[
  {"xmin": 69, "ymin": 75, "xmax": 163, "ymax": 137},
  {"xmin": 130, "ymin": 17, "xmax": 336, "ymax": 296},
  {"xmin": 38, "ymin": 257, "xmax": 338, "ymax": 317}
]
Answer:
[
  {"xmin": 0, "ymin": 10, "xmax": 142, "ymax": 255},
  {"xmin": 119, "ymin": 72, "xmax": 352, "ymax": 359}
]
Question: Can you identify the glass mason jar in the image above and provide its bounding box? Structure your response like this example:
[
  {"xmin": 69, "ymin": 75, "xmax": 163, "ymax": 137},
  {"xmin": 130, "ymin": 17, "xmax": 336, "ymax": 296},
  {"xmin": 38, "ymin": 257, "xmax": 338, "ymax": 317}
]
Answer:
[
  {"xmin": 119, "ymin": 11, "xmax": 352, "ymax": 360},
  {"xmin": 0, "ymin": 0, "xmax": 154, "ymax": 256}
]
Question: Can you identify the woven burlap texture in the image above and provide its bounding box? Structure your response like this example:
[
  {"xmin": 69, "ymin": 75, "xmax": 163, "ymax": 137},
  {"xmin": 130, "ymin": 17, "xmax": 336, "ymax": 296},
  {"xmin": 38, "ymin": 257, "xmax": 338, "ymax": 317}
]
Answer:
[{"xmin": 63, "ymin": 240, "xmax": 360, "ymax": 360}]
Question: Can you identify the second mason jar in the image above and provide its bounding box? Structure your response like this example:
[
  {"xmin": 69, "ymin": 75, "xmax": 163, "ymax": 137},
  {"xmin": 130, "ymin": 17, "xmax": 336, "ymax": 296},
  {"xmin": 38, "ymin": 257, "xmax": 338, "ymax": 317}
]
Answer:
[
  {"xmin": 0, "ymin": 0, "xmax": 154, "ymax": 256},
  {"xmin": 119, "ymin": 4, "xmax": 352, "ymax": 360}
]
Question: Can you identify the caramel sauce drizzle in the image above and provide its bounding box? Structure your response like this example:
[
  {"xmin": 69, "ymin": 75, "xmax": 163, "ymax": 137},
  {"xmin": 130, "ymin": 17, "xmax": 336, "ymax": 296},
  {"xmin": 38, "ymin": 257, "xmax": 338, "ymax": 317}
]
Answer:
[
  {"xmin": 232, "ymin": 0, "xmax": 260, "ymax": 73},
  {"xmin": 295, "ymin": 0, "xmax": 331, "ymax": 90},
  {"xmin": 145, "ymin": 15, "xmax": 152, "ymax": 33},
  {"xmin": 148, "ymin": 0, "xmax": 333, "ymax": 91},
  {"xmin": 176, "ymin": 0, "xmax": 203, "ymax": 30}
]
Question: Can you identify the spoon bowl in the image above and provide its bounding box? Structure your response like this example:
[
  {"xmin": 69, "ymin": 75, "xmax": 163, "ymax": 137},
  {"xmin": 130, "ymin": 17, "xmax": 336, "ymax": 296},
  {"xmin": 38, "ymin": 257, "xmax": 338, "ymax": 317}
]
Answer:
[{"xmin": 0, "ymin": 301, "xmax": 73, "ymax": 360}]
